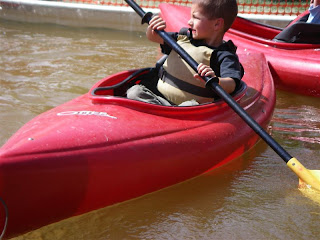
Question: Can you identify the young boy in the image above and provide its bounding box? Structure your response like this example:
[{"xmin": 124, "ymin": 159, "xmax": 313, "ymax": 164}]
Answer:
[{"xmin": 127, "ymin": 0, "xmax": 243, "ymax": 106}]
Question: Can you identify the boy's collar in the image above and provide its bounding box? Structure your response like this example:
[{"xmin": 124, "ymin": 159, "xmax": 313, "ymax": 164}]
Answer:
[{"xmin": 186, "ymin": 28, "xmax": 229, "ymax": 50}]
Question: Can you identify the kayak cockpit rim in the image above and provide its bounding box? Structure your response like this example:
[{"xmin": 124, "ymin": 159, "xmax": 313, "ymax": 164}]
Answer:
[{"xmin": 89, "ymin": 68, "xmax": 247, "ymax": 111}]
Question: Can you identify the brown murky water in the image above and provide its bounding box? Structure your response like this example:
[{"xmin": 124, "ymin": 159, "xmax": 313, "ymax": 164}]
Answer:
[{"xmin": 1, "ymin": 19, "xmax": 320, "ymax": 240}]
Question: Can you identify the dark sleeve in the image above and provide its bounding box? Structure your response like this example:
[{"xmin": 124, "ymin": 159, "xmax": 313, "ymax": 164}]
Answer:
[
  {"xmin": 211, "ymin": 51, "xmax": 243, "ymax": 89},
  {"xmin": 159, "ymin": 32, "xmax": 179, "ymax": 55}
]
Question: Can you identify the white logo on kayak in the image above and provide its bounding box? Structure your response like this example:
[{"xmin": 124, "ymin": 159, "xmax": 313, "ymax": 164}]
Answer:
[{"xmin": 57, "ymin": 111, "xmax": 117, "ymax": 119}]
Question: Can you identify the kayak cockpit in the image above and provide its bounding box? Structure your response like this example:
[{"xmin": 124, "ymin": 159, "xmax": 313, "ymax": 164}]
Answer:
[
  {"xmin": 229, "ymin": 10, "xmax": 320, "ymax": 48},
  {"xmin": 89, "ymin": 55, "xmax": 247, "ymax": 111},
  {"xmin": 273, "ymin": 21, "xmax": 320, "ymax": 44}
]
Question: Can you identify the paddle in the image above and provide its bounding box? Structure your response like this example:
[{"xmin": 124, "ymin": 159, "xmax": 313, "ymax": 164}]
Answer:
[{"xmin": 124, "ymin": 0, "xmax": 320, "ymax": 191}]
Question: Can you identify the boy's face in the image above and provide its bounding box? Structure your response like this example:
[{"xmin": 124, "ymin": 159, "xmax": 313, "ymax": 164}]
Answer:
[{"xmin": 188, "ymin": 3, "xmax": 223, "ymax": 45}]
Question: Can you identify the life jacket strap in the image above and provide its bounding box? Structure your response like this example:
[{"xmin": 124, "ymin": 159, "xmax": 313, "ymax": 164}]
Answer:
[{"xmin": 158, "ymin": 67, "xmax": 215, "ymax": 98}]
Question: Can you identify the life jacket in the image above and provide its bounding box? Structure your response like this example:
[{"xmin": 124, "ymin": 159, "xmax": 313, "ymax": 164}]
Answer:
[{"xmin": 157, "ymin": 29, "xmax": 239, "ymax": 105}]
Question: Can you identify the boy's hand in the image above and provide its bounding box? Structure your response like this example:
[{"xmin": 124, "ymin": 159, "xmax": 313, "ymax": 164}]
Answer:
[
  {"xmin": 194, "ymin": 63, "xmax": 216, "ymax": 80},
  {"xmin": 149, "ymin": 15, "xmax": 166, "ymax": 31},
  {"xmin": 195, "ymin": 63, "xmax": 236, "ymax": 93},
  {"xmin": 146, "ymin": 15, "xmax": 166, "ymax": 44}
]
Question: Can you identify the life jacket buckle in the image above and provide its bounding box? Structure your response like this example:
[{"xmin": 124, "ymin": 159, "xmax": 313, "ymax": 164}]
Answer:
[{"xmin": 158, "ymin": 67, "xmax": 165, "ymax": 81}]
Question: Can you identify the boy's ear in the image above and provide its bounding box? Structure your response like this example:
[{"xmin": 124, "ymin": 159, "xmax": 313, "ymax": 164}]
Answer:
[{"xmin": 214, "ymin": 18, "xmax": 224, "ymax": 31}]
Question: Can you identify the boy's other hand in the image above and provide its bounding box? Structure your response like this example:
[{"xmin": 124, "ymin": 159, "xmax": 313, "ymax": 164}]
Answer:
[{"xmin": 194, "ymin": 63, "xmax": 216, "ymax": 80}]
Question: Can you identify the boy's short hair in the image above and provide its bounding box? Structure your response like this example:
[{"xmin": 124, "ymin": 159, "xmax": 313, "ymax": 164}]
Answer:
[{"xmin": 193, "ymin": 0, "xmax": 238, "ymax": 32}]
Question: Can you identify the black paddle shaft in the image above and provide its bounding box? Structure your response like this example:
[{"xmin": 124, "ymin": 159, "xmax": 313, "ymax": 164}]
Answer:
[{"xmin": 125, "ymin": 0, "xmax": 293, "ymax": 163}]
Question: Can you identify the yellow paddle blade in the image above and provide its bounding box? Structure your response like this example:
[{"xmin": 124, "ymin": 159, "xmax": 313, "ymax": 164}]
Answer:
[
  {"xmin": 299, "ymin": 185, "xmax": 320, "ymax": 206},
  {"xmin": 298, "ymin": 170, "xmax": 320, "ymax": 189},
  {"xmin": 287, "ymin": 158, "xmax": 320, "ymax": 192}
]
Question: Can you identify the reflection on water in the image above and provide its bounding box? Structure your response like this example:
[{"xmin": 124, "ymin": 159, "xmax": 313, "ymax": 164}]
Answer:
[
  {"xmin": 1, "ymin": 20, "xmax": 320, "ymax": 240},
  {"xmin": 273, "ymin": 89, "xmax": 320, "ymax": 146},
  {"xmin": 273, "ymin": 98, "xmax": 320, "ymax": 146},
  {"xmin": 271, "ymin": 91, "xmax": 320, "ymax": 172}
]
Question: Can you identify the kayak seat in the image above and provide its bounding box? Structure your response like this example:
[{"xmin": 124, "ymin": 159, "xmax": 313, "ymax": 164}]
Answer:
[
  {"xmin": 297, "ymin": 13, "xmax": 310, "ymax": 23},
  {"xmin": 273, "ymin": 22, "xmax": 320, "ymax": 44},
  {"xmin": 91, "ymin": 55, "xmax": 168, "ymax": 97},
  {"xmin": 90, "ymin": 67, "xmax": 156, "ymax": 96}
]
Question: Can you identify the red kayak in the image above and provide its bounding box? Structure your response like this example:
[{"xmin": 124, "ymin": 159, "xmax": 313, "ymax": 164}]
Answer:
[
  {"xmin": 160, "ymin": 3, "xmax": 320, "ymax": 97},
  {"xmin": 0, "ymin": 53, "xmax": 274, "ymax": 238}
]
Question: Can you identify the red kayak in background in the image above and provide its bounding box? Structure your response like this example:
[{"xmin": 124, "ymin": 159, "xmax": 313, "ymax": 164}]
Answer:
[
  {"xmin": 160, "ymin": 3, "xmax": 320, "ymax": 97},
  {"xmin": 0, "ymin": 53, "xmax": 275, "ymax": 239}
]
